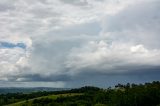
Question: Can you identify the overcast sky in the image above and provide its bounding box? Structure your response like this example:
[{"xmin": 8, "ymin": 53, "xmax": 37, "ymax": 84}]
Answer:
[{"xmin": 0, "ymin": 0, "xmax": 160, "ymax": 88}]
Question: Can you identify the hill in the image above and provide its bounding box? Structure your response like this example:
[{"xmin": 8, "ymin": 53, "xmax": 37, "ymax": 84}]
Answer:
[
  {"xmin": 0, "ymin": 87, "xmax": 70, "ymax": 94},
  {"xmin": 0, "ymin": 81, "xmax": 160, "ymax": 106}
]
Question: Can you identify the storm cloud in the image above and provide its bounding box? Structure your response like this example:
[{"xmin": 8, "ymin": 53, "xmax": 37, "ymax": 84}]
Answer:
[{"xmin": 0, "ymin": 0, "xmax": 160, "ymax": 87}]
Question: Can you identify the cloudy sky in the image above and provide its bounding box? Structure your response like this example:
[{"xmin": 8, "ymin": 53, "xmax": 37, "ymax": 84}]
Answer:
[{"xmin": 0, "ymin": 0, "xmax": 160, "ymax": 88}]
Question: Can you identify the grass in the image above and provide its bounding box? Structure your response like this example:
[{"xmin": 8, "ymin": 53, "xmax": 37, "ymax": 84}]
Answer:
[{"xmin": 6, "ymin": 93, "xmax": 82, "ymax": 106}]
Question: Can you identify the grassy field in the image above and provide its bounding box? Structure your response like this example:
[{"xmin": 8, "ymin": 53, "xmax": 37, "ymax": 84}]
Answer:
[{"xmin": 6, "ymin": 93, "xmax": 82, "ymax": 106}]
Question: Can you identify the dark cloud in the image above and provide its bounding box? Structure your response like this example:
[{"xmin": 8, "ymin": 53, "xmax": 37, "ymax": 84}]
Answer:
[
  {"xmin": 0, "ymin": 2, "xmax": 15, "ymax": 12},
  {"xmin": 102, "ymin": 0, "xmax": 160, "ymax": 48},
  {"xmin": 63, "ymin": 70, "xmax": 160, "ymax": 88},
  {"xmin": 17, "ymin": 74, "xmax": 71, "ymax": 82},
  {"xmin": 60, "ymin": 0, "xmax": 88, "ymax": 6}
]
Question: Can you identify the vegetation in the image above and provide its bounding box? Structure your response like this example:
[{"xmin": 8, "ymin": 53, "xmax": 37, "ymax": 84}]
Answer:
[
  {"xmin": 6, "ymin": 93, "xmax": 82, "ymax": 106},
  {"xmin": 0, "ymin": 81, "xmax": 160, "ymax": 106}
]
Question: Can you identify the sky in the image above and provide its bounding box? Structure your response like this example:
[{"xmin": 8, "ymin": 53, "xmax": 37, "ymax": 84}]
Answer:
[{"xmin": 0, "ymin": 0, "xmax": 160, "ymax": 88}]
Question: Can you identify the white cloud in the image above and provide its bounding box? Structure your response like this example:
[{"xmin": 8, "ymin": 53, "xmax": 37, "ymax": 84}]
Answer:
[
  {"xmin": 0, "ymin": 48, "xmax": 25, "ymax": 77},
  {"xmin": 0, "ymin": 36, "xmax": 32, "ymax": 81},
  {"xmin": 66, "ymin": 41, "xmax": 160, "ymax": 75}
]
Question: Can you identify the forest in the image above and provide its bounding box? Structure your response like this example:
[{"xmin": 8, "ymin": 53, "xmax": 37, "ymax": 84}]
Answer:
[{"xmin": 0, "ymin": 81, "xmax": 160, "ymax": 106}]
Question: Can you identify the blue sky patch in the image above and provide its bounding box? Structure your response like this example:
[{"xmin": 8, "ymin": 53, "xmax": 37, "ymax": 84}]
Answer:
[{"xmin": 0, "ymin": 42, "xmax": 26, "ymax": 49}]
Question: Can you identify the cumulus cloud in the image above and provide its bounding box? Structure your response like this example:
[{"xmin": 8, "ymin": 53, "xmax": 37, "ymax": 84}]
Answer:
[
  {"xmin": 101, "ymin": 0, "xmax": 160, "ymax": 48},
  {"xmin": 66, "ymin": 41, "xmax": 160, "ymax": 75},
  {"xmin": 0, "ymin": 0, "xmax": 160, "ymax": 87}
]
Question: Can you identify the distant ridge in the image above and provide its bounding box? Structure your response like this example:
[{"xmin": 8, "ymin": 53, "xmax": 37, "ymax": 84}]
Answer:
[{"xmin": 0, "ymin": 87, "xmax": 71, "ymax": 94}]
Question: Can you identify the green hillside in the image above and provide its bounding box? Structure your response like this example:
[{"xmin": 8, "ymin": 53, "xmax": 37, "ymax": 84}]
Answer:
[
  {"xmin": 0, "ymin": 81, "xmax": 160, "ymax": 106},
  {"xmin": 6, "ymin": 93, "xmax": 82, "ymax": 106}
]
